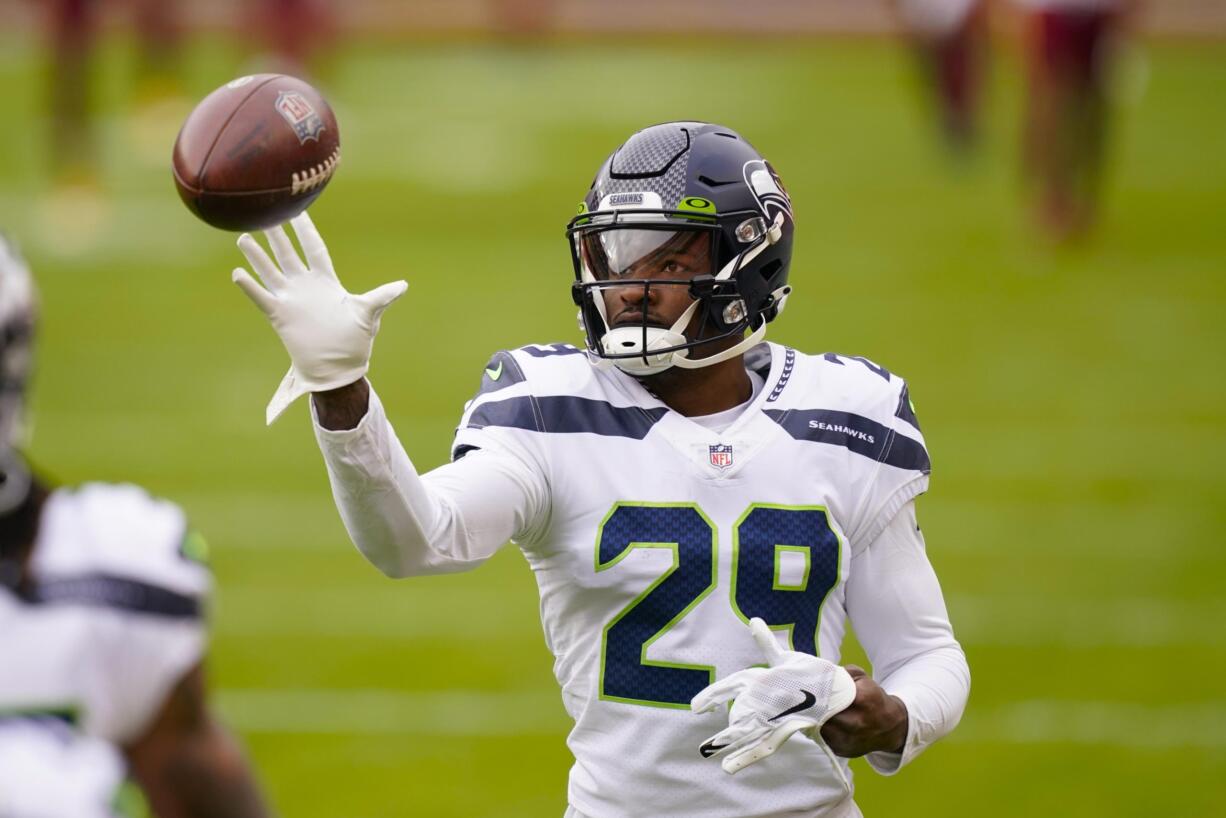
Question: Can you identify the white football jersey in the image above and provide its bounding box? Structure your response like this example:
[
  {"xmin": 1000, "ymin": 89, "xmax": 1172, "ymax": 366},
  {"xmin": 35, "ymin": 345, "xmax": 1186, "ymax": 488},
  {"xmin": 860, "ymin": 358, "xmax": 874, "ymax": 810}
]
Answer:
[
  {"xmin": 0, "ymin": 483, "xmax": 209, "ymax": 749},
  {"xmin": 0, "ymin": 718, "xmax": 126, "ymax": 818},
  {"xmin": 451, "ymin": 342, "xmax": 929, "ymax": 818}
]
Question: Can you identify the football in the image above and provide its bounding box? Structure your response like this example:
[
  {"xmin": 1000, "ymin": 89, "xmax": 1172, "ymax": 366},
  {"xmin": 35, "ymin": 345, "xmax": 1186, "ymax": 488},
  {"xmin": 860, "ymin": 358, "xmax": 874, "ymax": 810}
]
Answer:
[{"xmin": 172, "ymin": 74, "xmax": 341, "ymax": 232}]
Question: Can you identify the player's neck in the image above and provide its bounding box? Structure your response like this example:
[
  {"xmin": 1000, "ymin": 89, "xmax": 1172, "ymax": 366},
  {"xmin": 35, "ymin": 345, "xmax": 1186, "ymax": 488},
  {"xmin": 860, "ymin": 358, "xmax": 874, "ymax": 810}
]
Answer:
[{"xmin": 639, "ymin": 355, "xmax": 752, "ymax": 417}]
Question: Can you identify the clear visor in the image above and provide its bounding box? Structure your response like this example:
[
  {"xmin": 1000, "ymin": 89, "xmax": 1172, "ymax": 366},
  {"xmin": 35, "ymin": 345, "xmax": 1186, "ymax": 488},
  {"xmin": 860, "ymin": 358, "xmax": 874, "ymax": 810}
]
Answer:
[{"xmin": 576, "ymin": 227, "xmax": 714, "ymax": 282}]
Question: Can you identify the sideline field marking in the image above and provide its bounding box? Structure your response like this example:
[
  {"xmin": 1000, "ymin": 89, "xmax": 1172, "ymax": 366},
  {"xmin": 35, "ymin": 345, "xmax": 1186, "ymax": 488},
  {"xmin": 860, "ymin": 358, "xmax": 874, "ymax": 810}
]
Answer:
[{"xmin": 219, "ymin": 689, "xmax": 1226, "ymax": 748}]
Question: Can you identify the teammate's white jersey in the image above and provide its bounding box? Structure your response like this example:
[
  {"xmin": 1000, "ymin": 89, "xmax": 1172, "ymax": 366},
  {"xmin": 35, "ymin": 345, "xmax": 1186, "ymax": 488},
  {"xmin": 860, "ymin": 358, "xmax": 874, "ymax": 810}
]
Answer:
[
  {"xmin": 0, "ymin": 483, "xmax": 209, "ymax": 749},
  {"xmin": 315, "ymin": 342, "xmax": 968, "ymax": 818},
  {"xmin": 0, "ymin": 719, "xmax": 126, "ymax": 818}
]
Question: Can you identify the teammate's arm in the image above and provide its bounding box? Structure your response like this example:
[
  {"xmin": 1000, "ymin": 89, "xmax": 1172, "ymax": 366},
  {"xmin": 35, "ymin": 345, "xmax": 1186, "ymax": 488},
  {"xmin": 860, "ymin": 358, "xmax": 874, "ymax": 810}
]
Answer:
[
  {"xmin": 124, "ymin": 663, "xmax": 268, "ymax": 818},
  {"xmin": 844, "ymin": 499, "xmax": 970, "ymax": 772}
]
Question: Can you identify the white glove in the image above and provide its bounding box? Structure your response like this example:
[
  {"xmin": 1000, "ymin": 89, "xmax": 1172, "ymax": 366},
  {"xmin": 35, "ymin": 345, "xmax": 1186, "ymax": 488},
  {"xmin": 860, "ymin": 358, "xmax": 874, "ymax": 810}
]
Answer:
[
  {"xmin": 232, "ymin": 212, "xmax": 407, "ymax": 424},
  {"xmin": 691, "ymin": 617, "xmax": 857, "ymax": 776}
]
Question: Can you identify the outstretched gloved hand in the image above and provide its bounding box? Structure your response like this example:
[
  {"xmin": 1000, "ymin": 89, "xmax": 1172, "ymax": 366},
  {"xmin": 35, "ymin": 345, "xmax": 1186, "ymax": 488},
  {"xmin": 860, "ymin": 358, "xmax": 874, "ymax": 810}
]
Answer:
[{"xmin": 232, "ymin": 212, "xmax": 407, "ymax": 424}]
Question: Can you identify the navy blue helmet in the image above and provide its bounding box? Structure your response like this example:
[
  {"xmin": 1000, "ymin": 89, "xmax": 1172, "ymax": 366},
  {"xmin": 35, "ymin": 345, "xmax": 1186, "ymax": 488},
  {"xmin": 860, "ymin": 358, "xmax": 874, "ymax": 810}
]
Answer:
[{"xmin": 568, "ymin": 122, "xmax": 794, "ymax": 375}]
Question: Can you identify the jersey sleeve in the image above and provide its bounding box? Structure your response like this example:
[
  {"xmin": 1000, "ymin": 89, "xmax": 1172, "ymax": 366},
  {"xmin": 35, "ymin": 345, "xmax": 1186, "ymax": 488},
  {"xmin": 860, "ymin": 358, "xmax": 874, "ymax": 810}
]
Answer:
[
  {"xmin": 449, "ymin": 349, "xmax": 551, "ymax": 544},
  {"xmin": 846, "ymin": 500, "xmax": 970, "ymax": 773},
  {"xmin": 848, "ymin": 373, "xmax": 931, "ymax": 550},
  {"xmin": 53, "ymin": 485, "xmax": 211, "ymax": 745},
  {"xmin": 311, "ymin": 359, "xmax": 550, "ymax": 578}
]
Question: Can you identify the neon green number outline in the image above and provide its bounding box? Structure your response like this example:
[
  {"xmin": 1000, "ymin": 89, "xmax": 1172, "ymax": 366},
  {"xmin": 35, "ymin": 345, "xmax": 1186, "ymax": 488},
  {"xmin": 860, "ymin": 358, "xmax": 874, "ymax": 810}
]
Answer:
[
  {"xmin": 595, "ymin": 501, "xmax": 718, "ymax": 709},
  {"xmin": 729, "ymin": 503, "xmax": 844, "ymax": 653}
]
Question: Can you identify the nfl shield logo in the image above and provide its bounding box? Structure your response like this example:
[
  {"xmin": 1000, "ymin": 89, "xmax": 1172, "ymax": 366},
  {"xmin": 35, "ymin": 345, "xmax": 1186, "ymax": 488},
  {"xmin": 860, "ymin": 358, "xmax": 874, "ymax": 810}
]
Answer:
[
  {"xmin": 275, "ymin": 91, "xmax": 325, "ymax": 144},
  {"xmin": 708, "ymin": 444, "xmax": 734, "ymax": 470}
]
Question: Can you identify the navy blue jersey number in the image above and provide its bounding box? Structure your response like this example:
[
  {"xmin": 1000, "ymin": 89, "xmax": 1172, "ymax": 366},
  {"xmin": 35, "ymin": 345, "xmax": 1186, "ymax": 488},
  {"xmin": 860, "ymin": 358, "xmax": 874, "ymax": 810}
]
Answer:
[
  {"xmin": 596, "ymin": 504, "xmax": 717, "ymax": 709},
  {"xmin": 596, "ymin": 502, "xmax": 842, "ymax": 708}
]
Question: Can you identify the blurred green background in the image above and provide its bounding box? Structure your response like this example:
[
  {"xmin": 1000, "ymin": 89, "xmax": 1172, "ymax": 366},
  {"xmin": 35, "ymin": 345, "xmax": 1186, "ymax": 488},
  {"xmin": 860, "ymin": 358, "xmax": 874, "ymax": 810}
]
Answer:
[{"xmin": 1, "ymin": 23, "xmax": 1224, "ymax": 818}]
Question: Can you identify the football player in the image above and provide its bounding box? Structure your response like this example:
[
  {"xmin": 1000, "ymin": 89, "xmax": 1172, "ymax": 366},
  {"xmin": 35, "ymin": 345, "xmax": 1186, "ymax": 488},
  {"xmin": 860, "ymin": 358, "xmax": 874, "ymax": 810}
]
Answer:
[
  {"xmin": 893, "ymin": 0, "xmax": 989, "ymax": 151},
  {"xmin": 233, "ymin": 122, "xmax": 970, "ymax": 817},
  {"xmin": 0, "ymin": 235, "xmax": 269, "ymax": 817},
  {"xmin": 1015, "ymin": 0, "xmax": 1132, "ymax": 238}
]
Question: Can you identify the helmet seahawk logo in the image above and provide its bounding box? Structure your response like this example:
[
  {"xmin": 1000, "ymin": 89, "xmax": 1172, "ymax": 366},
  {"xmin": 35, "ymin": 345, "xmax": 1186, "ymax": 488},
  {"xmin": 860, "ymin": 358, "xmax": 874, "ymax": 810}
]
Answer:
[
  {"xmin": 275, "ymin": 91, "xmax": 325, "ymax": 144},
  {"xmin": 743, "ymin": 160, "xmax": 792, "ymax": 223},
  {"xmin": 708, "ymin": 444, "xmax": 734, "ymax": 470}
]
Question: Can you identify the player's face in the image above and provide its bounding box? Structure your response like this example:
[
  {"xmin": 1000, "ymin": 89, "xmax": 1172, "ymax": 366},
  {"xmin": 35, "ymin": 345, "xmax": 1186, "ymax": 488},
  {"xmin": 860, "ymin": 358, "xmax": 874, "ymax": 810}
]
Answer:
[{"xmin": 579, "ymin": 229, "xmax": 713, "ymax": 332}]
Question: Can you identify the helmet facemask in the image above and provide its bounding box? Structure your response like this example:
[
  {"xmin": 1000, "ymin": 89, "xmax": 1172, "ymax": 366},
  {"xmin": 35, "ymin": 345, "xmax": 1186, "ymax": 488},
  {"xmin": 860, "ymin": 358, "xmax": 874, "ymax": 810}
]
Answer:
[{"xmin": 568, "ymin": 208, "xmax": 789, "ymax": 376}]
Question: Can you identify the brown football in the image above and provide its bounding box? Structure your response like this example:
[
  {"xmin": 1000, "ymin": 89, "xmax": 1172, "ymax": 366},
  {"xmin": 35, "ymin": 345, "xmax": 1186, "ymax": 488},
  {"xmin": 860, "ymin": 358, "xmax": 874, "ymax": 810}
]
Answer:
[{"xmin": 172, "ymin": 74, "xmax": 341, "ymax": 232}]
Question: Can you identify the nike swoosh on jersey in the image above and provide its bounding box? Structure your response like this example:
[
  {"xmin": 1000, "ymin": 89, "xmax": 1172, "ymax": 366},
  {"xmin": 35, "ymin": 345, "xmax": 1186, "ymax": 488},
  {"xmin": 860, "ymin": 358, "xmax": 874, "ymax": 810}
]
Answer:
[
  {"xmin": 768, "ymin": 689, "xmax": 817, "ymax": 721},
  {"xmin": 485, "ymin": 361, "xmax": 504, "ymax": 381},
  {"xmin": 699, "ymin": 740, "xmax": 729, "ymax": 759}
]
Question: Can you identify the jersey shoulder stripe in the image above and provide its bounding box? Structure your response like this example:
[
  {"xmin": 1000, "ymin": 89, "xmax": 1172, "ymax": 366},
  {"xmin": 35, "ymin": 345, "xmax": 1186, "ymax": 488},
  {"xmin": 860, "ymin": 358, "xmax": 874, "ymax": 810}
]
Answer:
[
  {"xmin": 22, "ymin": 573, "xmax": 201, "ymax": 619},
  {"xmin": 30, "ymin": 484, "xmax": 210, "ymax": 604},
  {"xmin": 767, "ymin": 350, "xmax": 930, "ymax": 473},
  {"xmin": 895, "ymin": 383, "xmax": 921, "ymax": 431},
  {"xmin": 467, "ymin": 395, "xmax": 667, "ymax": 439},
  {"xmin": 763, "ymin": 408, "xmax": 930, "ymax": 472}
]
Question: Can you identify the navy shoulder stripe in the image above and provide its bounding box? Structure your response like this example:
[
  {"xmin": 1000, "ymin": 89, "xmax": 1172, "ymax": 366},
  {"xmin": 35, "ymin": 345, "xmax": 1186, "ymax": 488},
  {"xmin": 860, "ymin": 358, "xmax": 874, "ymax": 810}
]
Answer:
[
  {"xmin": 467, "ymin": 396, "xmax": 666, "ymax": 439},
  {"xmin": 764, "ymin": 408, "xmax": 930, "ymax": 472},
  {"xmin": 822, "ymin": 352, "xmax": 892, "ymax": 383},
  {"xmin": 25, "ymin": 574, "xmax": 201, "ymax": 619},
  {"xmin": 895, "ymin": 383, "xmax": 921, "ymax": 431}
]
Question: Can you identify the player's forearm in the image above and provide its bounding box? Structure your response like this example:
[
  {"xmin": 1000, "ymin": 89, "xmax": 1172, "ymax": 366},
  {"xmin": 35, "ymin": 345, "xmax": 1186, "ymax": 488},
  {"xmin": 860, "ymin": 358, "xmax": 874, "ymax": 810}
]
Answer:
[{"xmin": 312, "ymin": 378, "xmax": 370, "ymax": 431}]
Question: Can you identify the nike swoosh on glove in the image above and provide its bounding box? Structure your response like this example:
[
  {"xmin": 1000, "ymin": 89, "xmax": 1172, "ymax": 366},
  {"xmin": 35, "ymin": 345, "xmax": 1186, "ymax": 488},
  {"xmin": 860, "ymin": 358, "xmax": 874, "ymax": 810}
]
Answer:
[
  {"xmin": 232, "ymin": 212, "xmax": 407, "ymax": 424},
  {"xmin": 691, "ymin": 617, "xmax": 857, "ymax": 775}
]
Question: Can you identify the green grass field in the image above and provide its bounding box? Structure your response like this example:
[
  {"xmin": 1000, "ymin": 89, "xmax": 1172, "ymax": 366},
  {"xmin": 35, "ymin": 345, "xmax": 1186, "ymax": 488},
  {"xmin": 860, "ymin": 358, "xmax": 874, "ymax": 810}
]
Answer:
[{"xmin": 1, "ymin": 34, "xmax": 1223, "ymax": 817}]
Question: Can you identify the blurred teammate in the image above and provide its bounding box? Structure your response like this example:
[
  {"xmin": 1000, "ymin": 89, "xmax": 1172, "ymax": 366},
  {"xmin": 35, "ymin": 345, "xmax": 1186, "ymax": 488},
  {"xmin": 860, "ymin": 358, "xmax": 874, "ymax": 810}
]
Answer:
[
  {"xmin": 1017, "ymin": 0, "xmax": 1131, "ymax": 238},
  {"xmin": 232, "ymin": 122, "xmax": 970, "ymax": 817},
  {"xmin": 895, "ymin": 0, "xmax": 989, "ymax": 151},
  {"xmin": 0, "ymin": 235, "xmax": 269, "ymax": 818}
]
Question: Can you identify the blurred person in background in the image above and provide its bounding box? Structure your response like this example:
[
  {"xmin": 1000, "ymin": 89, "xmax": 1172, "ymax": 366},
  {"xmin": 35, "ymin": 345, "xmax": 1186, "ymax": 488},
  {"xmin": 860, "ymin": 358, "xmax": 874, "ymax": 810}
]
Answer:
[
  {"xmin": 243, "ymin": 0, "xmax": 336, "ymax": 78},
  {"xmin": 231, "ymin": 122, "xmax": 969, "ymax": 818},
  {"xmin": 39, "ymin": 0, "xmax": 332, "ymax": 237},
  {"xmin": 43, "ymin": 0, "xmax": 184, "ymax": 188},
  {"xmin": 0, "ymin": 234, "xmax": 270, "ymax": 818},
  {"xmin": 894, "ymin": 0, "xmax": 990, "ymax": 151},
  {"xmin": 1016, "ymin": 0, "xmax": 1133, "ymax": 239},
  {"xmin": 489, "ymin": 0, "xmax": 559, "ymax": 39}
]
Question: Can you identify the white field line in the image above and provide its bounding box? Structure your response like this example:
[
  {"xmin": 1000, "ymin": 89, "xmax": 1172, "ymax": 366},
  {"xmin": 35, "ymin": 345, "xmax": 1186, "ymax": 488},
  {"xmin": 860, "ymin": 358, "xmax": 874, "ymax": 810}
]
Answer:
[{"xmin": 217, "ymin": 689, "xmax": 1226, "ymax": 748}]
